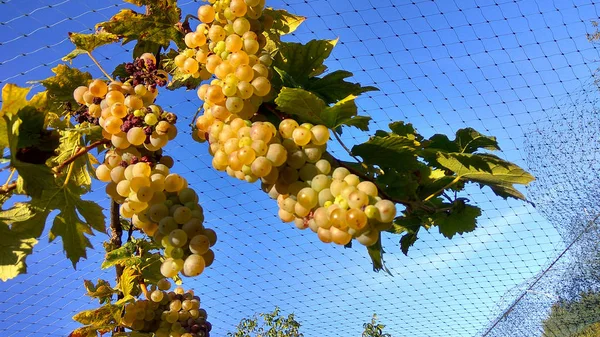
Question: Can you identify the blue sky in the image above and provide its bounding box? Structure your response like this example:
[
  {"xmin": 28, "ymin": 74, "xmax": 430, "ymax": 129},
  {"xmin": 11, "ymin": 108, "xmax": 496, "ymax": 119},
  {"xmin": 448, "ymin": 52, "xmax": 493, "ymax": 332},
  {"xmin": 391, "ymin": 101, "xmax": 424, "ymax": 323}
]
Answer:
[{"xmin": 1, "ymin": 0, "xmax": 599, "ymax": 336}]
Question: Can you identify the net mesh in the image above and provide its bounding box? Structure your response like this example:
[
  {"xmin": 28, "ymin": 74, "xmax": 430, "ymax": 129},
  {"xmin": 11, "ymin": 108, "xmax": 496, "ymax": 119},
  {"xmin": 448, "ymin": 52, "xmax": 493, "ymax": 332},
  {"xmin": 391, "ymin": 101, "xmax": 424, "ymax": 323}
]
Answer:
[{"xmin": 0, "ymin": 0, "xmax": 599, "ymax": 336}]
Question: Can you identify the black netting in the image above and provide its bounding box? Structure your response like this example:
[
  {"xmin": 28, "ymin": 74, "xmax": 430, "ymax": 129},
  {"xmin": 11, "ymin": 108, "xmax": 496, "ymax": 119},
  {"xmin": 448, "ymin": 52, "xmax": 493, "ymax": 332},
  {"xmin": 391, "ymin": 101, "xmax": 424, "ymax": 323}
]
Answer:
[{"xmin": 1, "ymin": 1, "xmax": 599, "ymax": 336}]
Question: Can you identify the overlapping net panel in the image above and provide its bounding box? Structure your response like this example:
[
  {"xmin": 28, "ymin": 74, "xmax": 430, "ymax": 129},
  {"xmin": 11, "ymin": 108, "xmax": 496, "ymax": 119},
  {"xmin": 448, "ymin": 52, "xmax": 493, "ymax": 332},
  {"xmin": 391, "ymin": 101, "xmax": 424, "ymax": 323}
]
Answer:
[{"xmin": 1, "ymin": 1, "xmax": 599, "ymax": 336}]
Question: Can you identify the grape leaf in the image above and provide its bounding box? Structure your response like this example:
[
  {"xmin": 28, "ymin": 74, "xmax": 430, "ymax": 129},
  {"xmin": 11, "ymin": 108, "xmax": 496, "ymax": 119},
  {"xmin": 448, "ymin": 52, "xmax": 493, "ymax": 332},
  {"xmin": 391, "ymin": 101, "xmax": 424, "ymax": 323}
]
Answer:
[
  {"xmin": 118, "ymin": 266, "xmax": 139, "ymax": 299},
  {"xmin": 322, "ymin": 94, "xmax": 371, "ymax": 131},
  {"xmin": 72, "ymin": 303, "xmax": 122, "ymax": 328},
  {"xmin": 264, "ymin": 8, "xmax": 305, "ymax": 35},
  {"xmin": 101, "ymin": 241, "xmax": 141, "ymax": 269},
  {"xmin": 352, "ymin": 134, "xmax": 421, "ymax": 171},
  {"xmin": 454, "ymin": 128, "xmax": 500, "ymax": 153},
  {"xmin": 274, "ymin": 87, "xmax": 327, "ymax": 123},
  {"xmin": 15, "ymin": 106, "xmax": 45, "ymax": 149},
  {"xmin": 0, "ymin": 203, "xmax": 46, "ymax": 281},
  {"xmin": 390, "ymin": 215, "xmax": 422, "ymax": 255},
  {"xmin": 48, "ymin": 185, "xmax": 106, "ymax": 266},
  {"xmin": 436, "ymin": 153, "xmax": 535, "ymax": 200},
  {"xmin": 305, "ymin": 70, "xmax": 378, "ymax": 104},
  {"xmin": 275, "ymin": 88, "xmax": 370, "ymax": 131},
  {"xmin": 83, "ymin": 279, "xmax": 118, "ymax": 304},
  {"xmin": 124, "ymin": 0, "xmax": 180, "ymax": 23},
  {"xmin": 272, "ymin": 39, "xmax": 337, "ymax": 85},
  {"xmin": 425, "ymin": 128, "xmax": 500, "ymax": 155},
  {"xmin": 434, "ymin": 200, "xmax": 481, "ymax": 239},
  {"xmin": 98, "ymin": 9, "xmax": 183, "ymax": 50},
  {"xmin": 39, "ymin": 65, "xmax": 92, "ymax": 114},
  {"xmin": 0, "ymin": 84, "xmax": 30, "ymax": 117},
  {"xmin": 366, "ymin": 233, "xmax": 391, "ymax": 275},
  {"xmin": 63, "ymin": 31, "xmax": 120, "ymax": 61},
  {"xmin": 0, "ymin": 219, "xmax": 37, "ymax": 282}
]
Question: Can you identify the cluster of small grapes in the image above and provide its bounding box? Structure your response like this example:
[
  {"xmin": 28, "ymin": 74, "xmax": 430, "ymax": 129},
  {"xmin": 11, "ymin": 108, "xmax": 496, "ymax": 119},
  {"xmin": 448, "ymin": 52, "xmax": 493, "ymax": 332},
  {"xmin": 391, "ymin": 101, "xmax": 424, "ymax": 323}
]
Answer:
[
  {"xmin": 196, "ymin": 114, "xmax": 396, "ymax": 246},
  {"xmin": 123, "ymin": 56, "xmax": 169, "ymax": 88},
  {"xmin": 181, "ymin": 1, "xmax": 398, "ymax": 246},
  {"xmin": 76, "ymin": 53, "xmax": 217, "ymax": 279},
  {"xmin": 174, "ymin": 0, "xmax": 273, "ymax": 122},
  {"xmin": 122, "ymin": 279, "xmax": 212, "ymax": 337}
]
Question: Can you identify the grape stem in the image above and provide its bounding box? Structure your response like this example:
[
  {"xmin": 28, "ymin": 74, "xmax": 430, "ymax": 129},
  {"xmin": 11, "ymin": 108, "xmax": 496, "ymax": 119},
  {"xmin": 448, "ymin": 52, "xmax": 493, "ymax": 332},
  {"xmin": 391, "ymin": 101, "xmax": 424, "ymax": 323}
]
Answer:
[
  {"xmin": 87, "ymin": 52, "xmax": 114, "ymax": 82},
  {"xmin": 53, "ymin": 139, "xmax": 109, "ymax": 174},
  {"xmin": 0, "ymin": 182, "xmax": 17, "ymax": 194},
  {"xmin": 139, "ymin": 279, "xmax": 150, "ymax": 300},
  {"xmin": 3, "ymin": 168, "xmax": 16, "ymax": 189},
  {"xmin": 331, "ymin": 131, "xmax": 366, "ymax": 167}
]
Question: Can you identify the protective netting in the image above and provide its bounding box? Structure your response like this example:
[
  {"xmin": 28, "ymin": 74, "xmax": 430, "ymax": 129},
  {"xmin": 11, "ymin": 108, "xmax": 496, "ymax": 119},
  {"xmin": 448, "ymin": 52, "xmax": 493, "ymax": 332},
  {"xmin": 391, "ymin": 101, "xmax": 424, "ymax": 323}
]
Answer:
[{"xmin": 0, "ymin": 0, "xmax": 599, "ymax": 336}]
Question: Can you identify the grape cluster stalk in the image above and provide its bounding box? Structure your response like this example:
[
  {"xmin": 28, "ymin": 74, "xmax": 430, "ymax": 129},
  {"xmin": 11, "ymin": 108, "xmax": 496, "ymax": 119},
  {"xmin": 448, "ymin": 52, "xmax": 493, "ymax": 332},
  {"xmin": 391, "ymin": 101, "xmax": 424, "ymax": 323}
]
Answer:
[
  {"xmin": 183, "ymin": 0, "xmax": 397, "ymax": 247},
  {"xmin": 74, "ymin": 53, "xmax": 217, "ymax": 279}
]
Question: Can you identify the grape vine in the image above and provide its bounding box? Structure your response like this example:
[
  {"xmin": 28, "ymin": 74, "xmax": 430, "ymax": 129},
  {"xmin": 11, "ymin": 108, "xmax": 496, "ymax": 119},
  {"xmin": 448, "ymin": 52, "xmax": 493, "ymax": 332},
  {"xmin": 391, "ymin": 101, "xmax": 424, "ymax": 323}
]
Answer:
[{"xmin": 0, "ymin": 0, "xmax": 535, "ymax": 336}]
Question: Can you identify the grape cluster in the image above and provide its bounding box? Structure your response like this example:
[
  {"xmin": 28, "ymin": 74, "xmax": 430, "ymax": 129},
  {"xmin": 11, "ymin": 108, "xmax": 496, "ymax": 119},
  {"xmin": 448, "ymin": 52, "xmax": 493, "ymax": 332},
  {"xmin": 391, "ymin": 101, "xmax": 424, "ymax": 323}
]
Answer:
[
  {"xmin": 185, "ymin": 1, "xmax": 397, "ymax": 246},
  {"xmin": 122, "ymin": 279, "xmax": 212, "ymax": 337},
  {"xmin": 197, "ymin": 115, "xmax": 395, "ymax": 246},
  {"xmin": 76, "ymin": 53, "xmax": 217, "ymax": 279},
  {"xmin": 173, "ymin": 0, "xmax": 273, "ymax": 122}
]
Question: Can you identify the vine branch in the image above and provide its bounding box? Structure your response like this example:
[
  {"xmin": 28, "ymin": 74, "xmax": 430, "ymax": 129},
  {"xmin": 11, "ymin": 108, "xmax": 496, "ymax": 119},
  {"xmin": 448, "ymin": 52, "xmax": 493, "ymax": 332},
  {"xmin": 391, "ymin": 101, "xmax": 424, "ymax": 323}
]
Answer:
[{"xmin": 53, "ymin": 139, "xmax": 109, "ymax": 174}]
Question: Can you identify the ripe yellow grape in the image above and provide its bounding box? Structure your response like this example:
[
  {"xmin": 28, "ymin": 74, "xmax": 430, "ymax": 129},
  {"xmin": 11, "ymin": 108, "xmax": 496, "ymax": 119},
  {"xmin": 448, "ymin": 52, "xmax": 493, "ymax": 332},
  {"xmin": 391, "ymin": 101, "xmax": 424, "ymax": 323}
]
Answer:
[
  {"xmin": 104, "ymin": 116, "xmax": 123, "ymax": 134},
  {"xmin": 198, "ymin": 5, "xmax": 215, "ymax": 23},
  {"xmin": 292, "ymin": 127, "xmax": 311, "ymax": 146},
  {"xmin": 230, "ymin": 0, "xmax": 248, "ymax": 17},
  {"xmin": 124, "ymin": 95, "xmax": 143, "ymax": 110},
  {"xmin": 233, "ymin": 17, "xmax": 250, "ymax": 35},
  {"xmin": 183, "ymin": 58, "xmax": 200, "ymax": 74},
  {"xmin": 310, "ymin": 125, "xmax": 330, "ymax": 145},
  {"xmin": 208, "ymin": 25, "xmax": 226, "ymax": 42},
  {"xmin": 127, "ymin": 127, "xmax": 146, "ymax": 146},
  {"xmin": 96, "ymin": 164, "xmax": 112, "ymax": 182},
  {"xmin": 105, "ymin": 90, "xmax": 125, "ymax": 105},
  {"xmin": 73, "ymin": 86, "xmax": 88, "ymax": 104},
  {"xmin": 111, "ymin": 102, "xmax": 128, "ymax": 118},
  {"xmin": 89, "ymin": 79, "xmax": 108, "ymax": 97}
]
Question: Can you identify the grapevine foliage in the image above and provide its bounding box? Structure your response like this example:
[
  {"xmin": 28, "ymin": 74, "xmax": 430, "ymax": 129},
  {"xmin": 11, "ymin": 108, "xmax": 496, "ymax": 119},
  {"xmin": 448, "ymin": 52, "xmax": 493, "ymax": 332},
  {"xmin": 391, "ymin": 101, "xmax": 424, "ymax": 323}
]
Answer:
[{"xmin": 0, "ymin": 0, "xmax": 535, "ymax": 335}]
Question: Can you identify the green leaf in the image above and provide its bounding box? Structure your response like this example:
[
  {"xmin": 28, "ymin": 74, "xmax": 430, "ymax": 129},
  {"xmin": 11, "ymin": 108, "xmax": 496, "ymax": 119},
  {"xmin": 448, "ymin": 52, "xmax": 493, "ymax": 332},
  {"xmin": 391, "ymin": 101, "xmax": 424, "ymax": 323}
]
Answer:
[
  {"xmin": 16, "ymin": 106, "xmax": 45, "ymax": 149},
  {"xmin": 273, "ymin": 39, "xmax": 338, "ymax": 85},
  {"xmin": 98, "ymin": 9, "xmax": 183, "ymax": 50},
  {"xmin": 0, "ymin": 203, "xmax": 46, "ymax": 281},
  {"xmin": 118, "ymin": 266, "xmax": 139, "ymax": 299},
  {"xmin": 264, "ymin": 8, "xmax": 305, "ymax": 36},
  {"xmin": 83, "ymin": 279, "xmax": 118, "ymax": 304},
  {"xmin": 273, "ymin": 67, "xmax": 301, "ymax": 89},
  {"xmin": 454, "ymin": 128, "xmax": 500, "ymax": 153},
  {"xmin": 366, "ymin": 233, "xmax": 391, "ymax": 275},
  {"xmin": 167, "ymin": 71, "xmax": 204, "ymax": 91},
  {"xmin": 274, "ymin": 88, "xmax": 370, "ymax": 131},
  {"xmin": 124, "ymin": 0, "xmax": 180, "ymax": 23},
  {"xmin": 48, "ymin": 185, "xmax": 106, "ymax": 266},
  {"xmin": 399, "ymin": 232, "xmax": 418, "ymax": 256},
  {"xmin": 0, "ymin": 223, "xmax": 38, "ymax": 281},
  {"xmin": 0, "ymin": 84, "xmax": 30, "ymax": 117},
  {"xmin": 305, "ymin": 70, "xmax": 378, "ymax": 104},
  {"xmin": 322, "ymin": 94, "xmax": 371, "ymax": 131},
  {"xmin": 390, "ymin": 215, "xmax": 422, "ymax": 255},
  {"xmin": 274, "ymin": 87, "xmax": 327, "ymax": 123},
  {"xmin": 434, "ymin": 200, "xmax": 481, "ymax": 239},
  {"xmin": 352, "ymin": 134, "xmax": 421, "ymax": 172},
  {"xmin": 72, "ymin": 303, "xmax": 122, "ymax": 326},
  {"xmin": 39, "ymin": 65, "xmax": 92, "ymax": 114},
  {"xmin": 101, "ymin": 241, "xmax": 140, "ymax": 269},
  {"xmin": 436, "ymin": 153, "xmax": 535, "ymax": 200},
  {"xmin": 63, "ymin": 31, "xmax": 120, "ymax": 61}
]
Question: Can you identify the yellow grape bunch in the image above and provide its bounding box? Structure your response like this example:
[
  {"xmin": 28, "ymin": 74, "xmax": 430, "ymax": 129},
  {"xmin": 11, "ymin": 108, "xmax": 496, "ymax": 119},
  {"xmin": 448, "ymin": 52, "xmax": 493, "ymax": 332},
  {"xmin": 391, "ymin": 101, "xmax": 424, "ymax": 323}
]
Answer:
[
  {"xmin": 121, "ymin": 279, "xmax": 213, "ymax": 337},
  {"xmin": 183, "ymin": 0, "xmax": 398, "ymax": 247},
  {"xmin": 175, "ymin": 0, "xmax": 273, "ymax": 123},
  {"xmin": 74, "ymin": 53, "xmax": 217, "ymax": 279}
]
